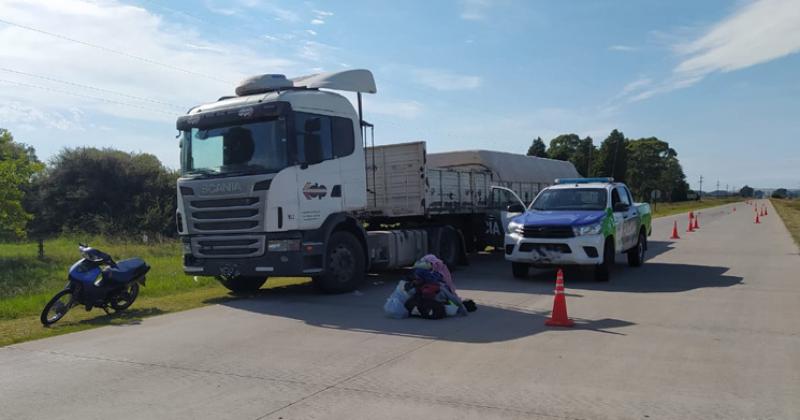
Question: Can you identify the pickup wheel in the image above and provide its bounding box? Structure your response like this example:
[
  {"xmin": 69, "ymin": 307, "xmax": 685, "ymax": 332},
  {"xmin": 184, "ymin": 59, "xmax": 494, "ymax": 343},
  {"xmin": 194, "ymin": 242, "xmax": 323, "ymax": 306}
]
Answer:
[
  {"xmin": 594, "ymin": 238, "xmax": 614, "ymax": 282},
  {"xmin": 511, "ymin": 262, "xmax": 529, "ymax": 279},
  {"xmin": 312, "ymin": 231, "xmax": 365, "ymax": 294},
  {"xmin": 218, "ymin": 276, "xmax": 267, "ymax": 294},
  {"xmin": 627, "ymin": 230, "xmax": 646, "ymax": 267}
]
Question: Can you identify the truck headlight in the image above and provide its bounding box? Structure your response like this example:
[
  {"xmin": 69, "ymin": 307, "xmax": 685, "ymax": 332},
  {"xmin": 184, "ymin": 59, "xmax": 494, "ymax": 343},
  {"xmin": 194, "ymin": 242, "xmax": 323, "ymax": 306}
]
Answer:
[
  {"xmin": 507, "ymin": 221, "xmax": 523, "ymax": 235},
  {"xmin": 573, "ymin": 221, "xmax": 603, "ymax": 236},
  {"xmin": 268, "ymin": 239, "xmax": 301, "ymax": 252}
]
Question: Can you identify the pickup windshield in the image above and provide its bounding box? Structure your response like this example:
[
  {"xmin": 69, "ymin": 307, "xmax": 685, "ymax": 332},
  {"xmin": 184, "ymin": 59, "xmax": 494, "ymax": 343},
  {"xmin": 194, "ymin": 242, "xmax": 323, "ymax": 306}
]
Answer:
[
  {"xmin": 180, "ymin": 117, "xmax": 288, "ymax": 176},
  {"xmin": 531, "ymin": 188, "xmax": 607, "ymax": 211}
]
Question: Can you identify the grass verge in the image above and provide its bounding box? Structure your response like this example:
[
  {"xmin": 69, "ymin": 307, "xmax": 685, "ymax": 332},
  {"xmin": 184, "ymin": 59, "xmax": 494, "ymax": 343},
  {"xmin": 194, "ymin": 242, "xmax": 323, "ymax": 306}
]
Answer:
[
  {"xmin": 1, "ymin": 236, "xmax": 308, "ymax": 347},
  {"xmin": 771, "ymin": 198, "xmax": 800, "ymax": 247},
  {"xmin": 651, "ymin": 197, "xmax": 741, "ymax": 218}
]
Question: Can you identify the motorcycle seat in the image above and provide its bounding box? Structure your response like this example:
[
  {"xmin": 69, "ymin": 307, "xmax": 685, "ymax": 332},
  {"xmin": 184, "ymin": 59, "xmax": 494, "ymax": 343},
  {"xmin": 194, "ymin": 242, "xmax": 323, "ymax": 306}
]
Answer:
[{"xmin": 107, "ymin": 258, "xmax": 150, "ymax": 283}]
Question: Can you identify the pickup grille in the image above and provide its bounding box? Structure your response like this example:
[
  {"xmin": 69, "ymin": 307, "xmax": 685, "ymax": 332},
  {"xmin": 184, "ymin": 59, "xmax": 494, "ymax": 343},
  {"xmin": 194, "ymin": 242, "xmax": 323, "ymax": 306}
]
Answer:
[{"xmin": 522, "ymin": 225, "xmax": 574, "ymax": 238}]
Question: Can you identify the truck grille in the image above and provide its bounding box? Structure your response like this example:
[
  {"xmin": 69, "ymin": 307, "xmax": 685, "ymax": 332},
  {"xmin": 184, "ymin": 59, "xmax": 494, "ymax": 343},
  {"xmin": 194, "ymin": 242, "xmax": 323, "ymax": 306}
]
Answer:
[
  {"xmin": 522, "ymin": 225, "xmax": 574, "ymax": 238},
  {"xmin": 188, "ymin": 197, "xmax": 262, "ymax": 233}
]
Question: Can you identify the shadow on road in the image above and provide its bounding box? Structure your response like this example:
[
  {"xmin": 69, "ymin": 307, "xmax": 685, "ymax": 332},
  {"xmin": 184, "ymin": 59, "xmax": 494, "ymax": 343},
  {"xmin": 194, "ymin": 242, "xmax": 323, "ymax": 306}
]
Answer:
[
  {"xmin": 76, "ymin": 307, "xmax": 166, "ymax": 327},
  {"xmin": 211, "ymin": 281, "xmax": 634, "ymax": 343}
]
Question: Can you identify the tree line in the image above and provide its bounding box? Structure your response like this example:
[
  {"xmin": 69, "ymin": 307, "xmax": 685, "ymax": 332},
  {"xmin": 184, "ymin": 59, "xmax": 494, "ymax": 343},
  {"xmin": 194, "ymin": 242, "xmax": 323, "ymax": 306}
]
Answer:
[
  {"xmin": 526, "ymin": 129, "xmax": 690, "ymax": 202},
  {"xmin": 1, "ymin": 128, "xmax": 177, "ymax": 240}
]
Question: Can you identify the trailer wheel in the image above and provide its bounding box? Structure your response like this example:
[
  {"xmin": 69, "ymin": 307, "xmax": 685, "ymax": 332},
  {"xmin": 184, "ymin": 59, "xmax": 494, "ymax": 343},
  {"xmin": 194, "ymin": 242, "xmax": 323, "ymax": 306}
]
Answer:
[
  {"xmin": 218, "ymin": 276, "xmax": 267, "ymax": 294},
  {"xmin": 313, "ymin": 231, "xmax": 365, "ymax": 294},
  {"xmin": 437, "ymin": 226, "xmax": 460, "ymax": 269}
]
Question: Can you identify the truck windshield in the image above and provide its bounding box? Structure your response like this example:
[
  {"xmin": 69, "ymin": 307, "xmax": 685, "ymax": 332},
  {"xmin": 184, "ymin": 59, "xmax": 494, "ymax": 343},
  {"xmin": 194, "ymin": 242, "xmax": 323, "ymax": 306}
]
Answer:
[
  {"xmin": 180, "ymin": 117, "xmax": 288, "ymax": 176},
  {"xmin": 531, "ymin": 188, "xmax": 607, "ymax": 211}
]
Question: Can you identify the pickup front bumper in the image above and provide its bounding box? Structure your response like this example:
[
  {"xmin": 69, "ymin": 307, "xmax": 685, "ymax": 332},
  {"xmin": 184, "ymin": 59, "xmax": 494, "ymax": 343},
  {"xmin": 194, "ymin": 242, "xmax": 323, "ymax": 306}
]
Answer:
[{"xmin": 504, "ymin": 232, "xmax": 605, "ymax": 266}]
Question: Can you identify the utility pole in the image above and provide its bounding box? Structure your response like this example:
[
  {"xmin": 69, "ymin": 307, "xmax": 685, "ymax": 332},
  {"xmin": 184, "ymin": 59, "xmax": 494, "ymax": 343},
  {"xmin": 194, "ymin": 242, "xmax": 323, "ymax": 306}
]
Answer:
[
  {"xmin": 699, "ymin": 175, "xmax": 703, "ymax": 201},
  {"xmin": 716, "ymin": 180, "xmax": 720, "ymax": 196}
]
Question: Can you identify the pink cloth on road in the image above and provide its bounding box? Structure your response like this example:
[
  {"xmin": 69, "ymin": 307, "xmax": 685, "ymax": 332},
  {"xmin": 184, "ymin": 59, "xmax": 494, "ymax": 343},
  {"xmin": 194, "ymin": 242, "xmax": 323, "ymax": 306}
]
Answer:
[{"xmin": 420, "ymin": 254, "xmax": 456, "ymax": 293}]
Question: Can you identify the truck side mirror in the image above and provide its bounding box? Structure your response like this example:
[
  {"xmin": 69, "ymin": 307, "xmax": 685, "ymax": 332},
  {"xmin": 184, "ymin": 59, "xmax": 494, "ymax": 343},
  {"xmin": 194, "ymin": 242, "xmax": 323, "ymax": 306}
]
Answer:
[
  {"xmin": 506, "ymin": 203, "xmax": 525, "ymax": 213},
  {"xmin": 613, "ymin": 202, "xmax": 629, "ymax": 212}
]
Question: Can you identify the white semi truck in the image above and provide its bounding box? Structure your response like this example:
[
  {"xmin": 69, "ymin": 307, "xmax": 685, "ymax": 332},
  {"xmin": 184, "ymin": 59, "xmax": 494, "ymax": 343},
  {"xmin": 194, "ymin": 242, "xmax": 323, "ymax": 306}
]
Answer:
[{"xmin": 175, "ymin": 69, "xmax": 579, "ymax": 293}]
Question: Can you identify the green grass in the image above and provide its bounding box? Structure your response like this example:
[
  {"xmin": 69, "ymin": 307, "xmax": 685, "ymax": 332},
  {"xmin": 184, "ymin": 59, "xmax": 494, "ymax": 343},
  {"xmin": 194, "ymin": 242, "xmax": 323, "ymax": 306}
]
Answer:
[
  {"xmin": 771, "ymin": 198, "xmax": 800, "ymax": 247},
  {"xmin": 0, "ymin": 237, "xmax": 308, "ymax": 346},
  {"xmin": 650, "ymin": 197, "xmax": 741, "ymax": 218}
]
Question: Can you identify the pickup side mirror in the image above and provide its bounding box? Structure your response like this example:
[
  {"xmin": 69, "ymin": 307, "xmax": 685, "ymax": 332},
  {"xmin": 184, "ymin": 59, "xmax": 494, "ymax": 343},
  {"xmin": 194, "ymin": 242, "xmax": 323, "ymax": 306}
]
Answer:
[
  {"xmin": 506, "ymin": 203, "xmax": 525, "ymax": 213},
  {"xmin": 613, "ymin": 202, "xmax": 630, "ymax": 212}
]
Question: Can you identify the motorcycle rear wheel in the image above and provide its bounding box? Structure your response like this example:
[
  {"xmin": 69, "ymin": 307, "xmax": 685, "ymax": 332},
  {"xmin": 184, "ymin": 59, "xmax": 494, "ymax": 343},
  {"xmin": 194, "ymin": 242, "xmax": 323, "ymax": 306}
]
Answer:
[
  {"xmin": 110, "ymin": 282, "xmax": 140, "ymax": 311},
  {"xmin": 41, "ymin": 289, "xmax": 75, "ymax": 326}
]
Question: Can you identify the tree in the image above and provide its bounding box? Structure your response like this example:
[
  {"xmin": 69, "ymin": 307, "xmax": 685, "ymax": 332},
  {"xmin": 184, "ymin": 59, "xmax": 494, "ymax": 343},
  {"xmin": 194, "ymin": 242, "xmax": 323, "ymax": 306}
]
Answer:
[
  {"xmin": 772, "ymin": 188, "xmax": 788, "ymax": 199},
  {"xmin": 739, "ymin": 185, "xmax": 754, "ymax": 197},
  {"xmin": 0, "ymin": 129, "xmax": 44, "ymax": 239},
  {"xmin": 591, "ymin": 129, "xmax": 628, "ymax": 183},
  {"xmin": 545, "ymin": 134, "xmax": 596, "ymax": 176},
  {"xmin": 526, "ymin": 137, "xmax": 547, "ymax": 157},
  {"xmin": 27, "ymin": 147, "xmax": 178, "ymax": 237}
]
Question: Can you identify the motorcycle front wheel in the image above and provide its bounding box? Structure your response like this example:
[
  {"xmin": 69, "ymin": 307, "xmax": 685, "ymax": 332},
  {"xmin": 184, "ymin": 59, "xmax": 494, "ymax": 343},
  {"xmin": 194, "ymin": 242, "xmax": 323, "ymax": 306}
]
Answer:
[
  {"xmin": 110, "ymin": 282, "xmax": 139, "ymax": 311},
  {"xmin": 41, "ymin": 289, "xmax": 75, "ymax": 326}
]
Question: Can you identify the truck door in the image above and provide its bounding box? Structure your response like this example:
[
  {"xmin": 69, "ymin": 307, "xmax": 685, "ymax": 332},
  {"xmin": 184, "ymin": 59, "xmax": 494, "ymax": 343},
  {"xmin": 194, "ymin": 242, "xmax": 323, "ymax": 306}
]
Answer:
[
  {"xmin": 484, "ymin": 186, "xmax": 526, "ymax": 247},
  {"xmin": 294, "ymin": 112, "xmax": 344, "ymax": 230}
]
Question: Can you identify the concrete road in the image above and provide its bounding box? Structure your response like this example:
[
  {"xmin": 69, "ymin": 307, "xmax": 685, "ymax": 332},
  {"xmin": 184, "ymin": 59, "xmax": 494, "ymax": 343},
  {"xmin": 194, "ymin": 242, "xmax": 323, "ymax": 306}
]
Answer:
[{"xmin": 2, "ymin": 201, "xmax": 798, "ymax": 420}]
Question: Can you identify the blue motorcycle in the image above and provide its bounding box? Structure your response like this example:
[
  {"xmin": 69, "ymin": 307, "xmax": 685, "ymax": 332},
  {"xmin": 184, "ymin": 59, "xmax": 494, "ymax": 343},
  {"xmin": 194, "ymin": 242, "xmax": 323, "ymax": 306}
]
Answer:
[{"xmin": 40, "ymin": 244, "xmax": 150, "ymax": 326}]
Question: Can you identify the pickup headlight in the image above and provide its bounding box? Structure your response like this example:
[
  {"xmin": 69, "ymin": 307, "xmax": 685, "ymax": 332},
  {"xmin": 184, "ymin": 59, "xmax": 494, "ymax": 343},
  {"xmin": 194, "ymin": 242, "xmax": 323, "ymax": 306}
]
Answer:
[
  {"xmin": 507, "ymin": 221, "xmax": 524, "ymax": 235},
  {"xmin": 573, "ymin": 221, "xmax": 603, "ymax": 236}
]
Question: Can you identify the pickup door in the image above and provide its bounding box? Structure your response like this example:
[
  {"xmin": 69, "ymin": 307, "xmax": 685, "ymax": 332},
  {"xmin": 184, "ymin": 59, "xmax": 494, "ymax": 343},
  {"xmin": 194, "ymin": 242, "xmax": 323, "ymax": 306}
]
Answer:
[{"xmin": 611, "ymin": 185, "xmax": 639, "ymax": 251}]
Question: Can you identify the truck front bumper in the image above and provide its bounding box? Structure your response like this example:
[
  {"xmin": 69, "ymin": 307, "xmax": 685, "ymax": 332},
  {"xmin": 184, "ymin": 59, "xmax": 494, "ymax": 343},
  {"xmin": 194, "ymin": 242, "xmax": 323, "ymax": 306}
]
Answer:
[
  {"xmin": 181, "ymin": 233, "xmax": 325, "ymax": 277},
  {"xmin": 504, "ymin": 232, "xmax": 604, "ymax": 266}
]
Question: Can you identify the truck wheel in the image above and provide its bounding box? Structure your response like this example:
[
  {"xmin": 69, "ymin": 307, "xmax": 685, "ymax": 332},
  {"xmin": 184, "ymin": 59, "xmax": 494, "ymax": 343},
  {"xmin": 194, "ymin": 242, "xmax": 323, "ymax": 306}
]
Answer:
[
  {"xmin": 438, "ymin": 226, "xmax": 460, "ymax": 269},
  {"xmin": 594, "ymin": 239, "xmax": 614, "ymax": 282},
  {"xmin": 218, "ymin": 276, "xmax": 267, "ymax": 294},
  {"xmin": 512, "ymin": 262, "xmax": 529, "ymax": 279},
  {"xmin": 312, "ymin": 231, "xmax": 365, "ymax": 294},
  {"xmin": 627, "ymin": 230, "xmax": 646, "ymax": 267}
]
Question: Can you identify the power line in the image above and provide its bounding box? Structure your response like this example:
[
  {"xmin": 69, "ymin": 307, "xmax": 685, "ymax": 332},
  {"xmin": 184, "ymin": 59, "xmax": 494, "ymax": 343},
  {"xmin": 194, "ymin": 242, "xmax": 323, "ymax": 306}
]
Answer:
[
  {"xmin": 0, "ymin": 17, "xmax": 231, "ymax": 84},
  {"xmin": 0, "ymin": 67, "xmax": 185, "ymax": 110},
  {"xmin": 0, "ymin": 78, "xmax": 177, "ymax": 116}
]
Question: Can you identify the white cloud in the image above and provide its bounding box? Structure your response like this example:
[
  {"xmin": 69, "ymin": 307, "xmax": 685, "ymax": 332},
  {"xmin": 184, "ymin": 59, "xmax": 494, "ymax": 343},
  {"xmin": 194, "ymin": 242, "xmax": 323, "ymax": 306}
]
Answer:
[
  {"xmin": 0, "ymin": 100, "xmax": 84, "ymax": 131},
  {"xmin": 629, "ymin": 0, "xmax": 800, "ymax": 102},
  {"xmin": 0, "ymin": 0, "xmax": 301, "ymax": 125},
  {"xmin": 460, "ymin": 0, "xmax": 490, "ymax": 21},
  {"xmin": 619, "ymin": 77, "xmax": 652, "ymax": 97},
  {"xmin": 310, "ymin": 18, "xmax": 324, "ymax": 25},
  {"xmin": 313, "ymin": 9, "xmax": 333, "ymax": 17},
  {"xmin": 364, "ymin": 98, "xmax": 423, "ymax": 119},
  {"xmin": 609, "ymin": 45, "xmax": 637, "ymax": 52},
  {"xmin": 310, "ymin": 9, "xmax": 333, "ymax": 25},
  {"xmin": 306, "ymin": 29, "xmax": 317, "ymax": 36},
  {"xmin": 412, "ymin": 68, "xmax": 482, "ymax": 91}
]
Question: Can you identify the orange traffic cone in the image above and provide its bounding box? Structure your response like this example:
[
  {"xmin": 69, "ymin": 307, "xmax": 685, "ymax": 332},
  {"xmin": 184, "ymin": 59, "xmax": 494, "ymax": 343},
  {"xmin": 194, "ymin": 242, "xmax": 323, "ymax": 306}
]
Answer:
[
  {"xmin": 733, "ymin": 207, "xmax": 736, "ymax": 212},
  {"xmin": 686, "ymin": 214, "xmax": 695, "ymax": 232},
  {"xmin": 693, "ymin": 215, "xmax": 700, "ymax": 230},
  {"xmin": 755, "ymin": 213, "xmax": 761, "ymax": 224},
  {"xmin": 760, "ymin": 207, "xmax": 765, "ymax": 217},
  {"xmin": 545, "ymin": 269, "xmax": 574, "ymax": 327},
  {"xmin": 670, "ymin": 221, "xmax": 680, "ymax": 239},
  {"xmin": 764, "ymin": 206, "xmax": 768, "ymax": 216}
]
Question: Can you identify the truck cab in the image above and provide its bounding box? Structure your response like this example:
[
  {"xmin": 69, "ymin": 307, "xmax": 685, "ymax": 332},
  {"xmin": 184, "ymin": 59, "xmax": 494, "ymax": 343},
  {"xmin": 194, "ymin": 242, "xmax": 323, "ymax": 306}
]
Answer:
[
  {"xmin": 176, "ymin": 71, "xmax": 375, "ymax": 293},
  {"xmin": 497, "ymin": 178, "xmax": 652, "ymax": 281}
]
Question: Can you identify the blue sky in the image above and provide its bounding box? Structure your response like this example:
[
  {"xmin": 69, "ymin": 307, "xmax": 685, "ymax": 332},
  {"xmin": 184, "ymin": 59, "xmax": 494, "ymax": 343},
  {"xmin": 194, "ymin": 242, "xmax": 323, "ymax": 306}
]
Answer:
[{"xmin": 1, "ymin": 0, "xmax": 798, "ymax": 190}]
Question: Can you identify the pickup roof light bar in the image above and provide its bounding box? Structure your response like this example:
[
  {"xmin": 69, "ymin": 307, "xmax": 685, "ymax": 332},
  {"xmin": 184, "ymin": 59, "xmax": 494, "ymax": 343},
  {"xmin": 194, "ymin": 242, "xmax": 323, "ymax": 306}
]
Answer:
[{"xmin": 554, "ymin": 177, "xmax": 614, "ymax": 184}]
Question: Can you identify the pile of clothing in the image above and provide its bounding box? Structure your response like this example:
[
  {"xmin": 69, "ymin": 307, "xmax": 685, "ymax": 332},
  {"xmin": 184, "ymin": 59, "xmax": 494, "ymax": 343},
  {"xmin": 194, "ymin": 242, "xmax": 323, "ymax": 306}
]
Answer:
[{"xmin": 384, "ymin": 254, "xmax": 476, "ymax": 319}]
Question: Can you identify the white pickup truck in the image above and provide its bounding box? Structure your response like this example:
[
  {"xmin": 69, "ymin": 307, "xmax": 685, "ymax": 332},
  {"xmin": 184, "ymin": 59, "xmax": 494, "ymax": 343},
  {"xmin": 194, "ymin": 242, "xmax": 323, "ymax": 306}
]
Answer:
[{"xmin": 495, "ymin": 178, "xmax": 652, "ymax": 281}]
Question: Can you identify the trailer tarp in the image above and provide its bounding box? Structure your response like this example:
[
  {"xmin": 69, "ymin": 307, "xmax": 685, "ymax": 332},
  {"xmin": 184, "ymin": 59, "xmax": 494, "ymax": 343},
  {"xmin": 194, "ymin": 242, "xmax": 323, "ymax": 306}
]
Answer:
[{"xmin": 426, "ymin": 150, "xmax": 580, "ymax": 184}]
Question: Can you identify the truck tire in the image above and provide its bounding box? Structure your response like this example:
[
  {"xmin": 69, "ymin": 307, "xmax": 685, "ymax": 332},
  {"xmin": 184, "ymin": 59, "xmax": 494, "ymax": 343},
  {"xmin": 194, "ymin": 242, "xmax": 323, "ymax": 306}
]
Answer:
[
  {"xmin": 627, "ymin": 230, "xmax": 646, "ymax": 267},
  {"xmin": 218, "ymin": 276, "xmax": 267, "ymax": 294},
  {"xmin": 312, "ymin": 231, "xmax": 365, "ymax": 294},
  {"xmin": 512, "ymin": 262, "xmax": 529, "ymax": 279},
  {"xmin": 438, "ymin": 226, "xmax": 460, "ymax": 269},
  {"xmin": 594, "ymin": 238, "xmax": 614, "ymax": 282}
]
